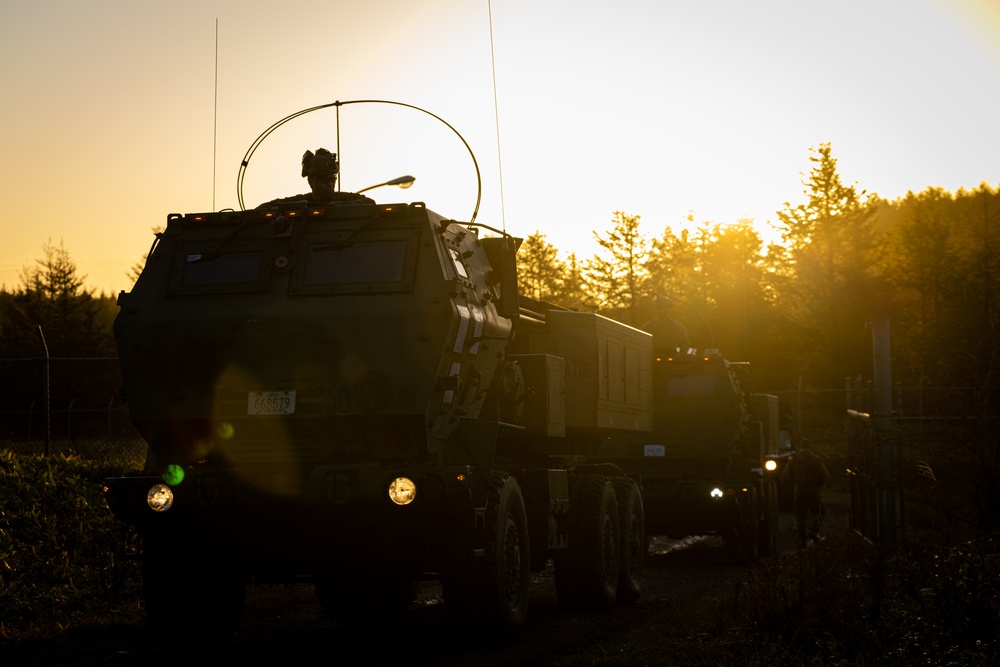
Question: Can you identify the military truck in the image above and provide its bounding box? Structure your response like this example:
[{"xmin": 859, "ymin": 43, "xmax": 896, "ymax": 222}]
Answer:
[
  {"xmin": 595, "ymin": 349, "xmax": 781, "ymax": 564},
  {"xmin": 103, "ymin": 104, "xmax": 652, "ymax": 642}
]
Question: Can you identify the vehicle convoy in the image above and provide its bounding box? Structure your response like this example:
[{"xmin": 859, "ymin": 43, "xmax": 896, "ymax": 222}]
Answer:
[
  {"xmin": 103, "ymin": 101, "xmax": 651, "ymax": 644},
  {"xmin": 595, "ymin": 348, "xmax": 782, "ymax": 564}
]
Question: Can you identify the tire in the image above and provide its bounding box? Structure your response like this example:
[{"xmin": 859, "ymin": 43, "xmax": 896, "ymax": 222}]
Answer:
[
  {"xmin": 554, "ymin": 475, "xmax": 620, "ymax": 611},
  {"xmin": 723, "ymin": 490, "xmax": 759, "ymax": 566},
  {"xmin": 444, "ymin": 472, "xmax": 530, "ymax": 644},
  {"xmin": 613, "ymin": 477, "xmax": 644, "ymax": 604},
  {"xmin": 141, "ymin": 530, "xmax": 245, "ymax": 645},
  {"xmin": 757, "ymin": 482, "xmax": 779, "ymax": 557}
]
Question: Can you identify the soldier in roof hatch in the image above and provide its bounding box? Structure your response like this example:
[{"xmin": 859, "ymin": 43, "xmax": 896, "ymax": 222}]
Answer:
[{"xmin": 259, "ymin": 148, "xmax": 375, "ymax": 207}]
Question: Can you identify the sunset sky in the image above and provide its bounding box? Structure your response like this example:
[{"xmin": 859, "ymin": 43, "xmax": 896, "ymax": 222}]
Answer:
[{"xmin": 2, "ymin": 0, "xmax": 999, "ymax": 294}]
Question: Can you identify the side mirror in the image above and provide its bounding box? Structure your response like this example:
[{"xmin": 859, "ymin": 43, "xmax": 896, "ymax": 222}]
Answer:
[{"xmin": 481, "ymin": 236, "xmax": 521, "ymax": 320}]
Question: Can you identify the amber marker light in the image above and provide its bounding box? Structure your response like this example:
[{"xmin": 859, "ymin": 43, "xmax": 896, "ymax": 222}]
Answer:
[{"xmin": 388, "ymin": 477, "xmax": 417, "ymax": 506}]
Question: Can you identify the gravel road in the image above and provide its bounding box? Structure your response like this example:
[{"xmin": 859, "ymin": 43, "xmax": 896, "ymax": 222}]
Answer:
[{"xmin": 9, "ymin": 498, "xmax": 843, "ymax": 667}]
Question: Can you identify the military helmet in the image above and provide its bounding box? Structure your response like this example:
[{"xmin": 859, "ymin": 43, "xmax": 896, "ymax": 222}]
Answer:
[{"xmin": 302, "ymin": 148, "xmax": 339, "ymax": 178}]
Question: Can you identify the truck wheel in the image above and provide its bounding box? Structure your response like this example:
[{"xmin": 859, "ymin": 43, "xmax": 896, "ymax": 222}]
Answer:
[
  {"xmin": 444, "ymin": 472, "xmax": 529, "ymax": 644},
  {"xmin": 613, "ymin": 477, "xmax": 644, "ymax": 604},
  {"xmin": 757, "ymin": 483, "xmax": 779, "ymax": 557},
  {"xmin": 723, "ymin": 491, "xmax": 759, "ymax": 566},
  {"xmin": 141, "ymin": 530, "xmax": 245, "ymax": 644},
  {"xmin": 555, "ymin": 475, "xmax": 620, "ymax": 611}
]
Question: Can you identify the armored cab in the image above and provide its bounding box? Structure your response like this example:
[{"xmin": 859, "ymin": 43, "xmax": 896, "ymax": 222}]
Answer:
[
  {"xmin": 115, "ymin": 202, "xmax": 509, "ymax": 462},
  {"xmin": 105, "ymin": 197, "xmax": 650, "ymax": 642}
]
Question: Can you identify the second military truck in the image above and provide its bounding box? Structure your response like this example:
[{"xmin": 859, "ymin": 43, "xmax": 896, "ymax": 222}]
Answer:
[{"xmin": 595, "ymin": 348, "xmax": 781, "ymax": 564}]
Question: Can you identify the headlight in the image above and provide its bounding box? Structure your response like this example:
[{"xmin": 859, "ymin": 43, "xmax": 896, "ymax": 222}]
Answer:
[
  {"xmin": 764, "ymin": 459, "xmax": 778, "ymax": 472},
  {"xmin": 388, "ymin": 477, "xmax": 417, "ymax": 506},
  {"xmin": 147, "ymin": 483, "xmax": 174, "ymax": 512},
  {"xmin": 710, "ymin": 487, "xmax": 724, "ymax": 499}
]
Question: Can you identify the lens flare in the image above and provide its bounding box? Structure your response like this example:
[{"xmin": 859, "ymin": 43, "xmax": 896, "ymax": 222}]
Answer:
[
  {"xmin": 217, "ymin": 421, "xmax": 235, "ymax": 439},
  {"xmin": 162, "ymin": 464, "xmax": 185, "ymax": 486}
]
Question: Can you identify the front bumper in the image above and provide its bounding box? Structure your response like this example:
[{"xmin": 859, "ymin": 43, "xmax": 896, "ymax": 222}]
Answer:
[{"xmin": 103, "ymin": 462, "xmax": 474, "ymax": 572}]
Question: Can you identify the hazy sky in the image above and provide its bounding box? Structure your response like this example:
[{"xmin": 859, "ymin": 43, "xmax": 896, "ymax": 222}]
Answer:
[{"xmin": 2, "ymin": 0, "xmax": 999, "ymax": 294}]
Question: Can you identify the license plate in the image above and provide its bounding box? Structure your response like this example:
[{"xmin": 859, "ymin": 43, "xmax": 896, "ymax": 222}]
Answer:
[{"xmin": 247, "ymin": 390, "xmax": 296, "ymax": 415}]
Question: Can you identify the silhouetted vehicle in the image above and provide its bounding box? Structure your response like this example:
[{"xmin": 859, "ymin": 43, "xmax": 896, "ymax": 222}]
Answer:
[
  {"xmin": 103, "ymin": 100, "xmax": 648, "ymax": 644},
  {"xmin": 595, "ymin": 349, "xmax": 781, "ymax": 564}
]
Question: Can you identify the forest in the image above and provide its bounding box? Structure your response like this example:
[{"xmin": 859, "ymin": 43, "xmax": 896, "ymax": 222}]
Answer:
[{"xmin": 518, "ymin": 144, "xmax": 999, "ymax": 431}]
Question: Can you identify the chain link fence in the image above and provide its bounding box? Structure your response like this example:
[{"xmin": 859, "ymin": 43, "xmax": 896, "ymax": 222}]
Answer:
[
  {"xmin": 4, "ymin": 355, "xmax": 995, "ymax": 530},
  {"xmin": 1, "ymin": 356, "xmax": 144, "ymax": 469},
  {"xmin": 846, "ymin": 382, "xmax": 998, "ymax": 546}
]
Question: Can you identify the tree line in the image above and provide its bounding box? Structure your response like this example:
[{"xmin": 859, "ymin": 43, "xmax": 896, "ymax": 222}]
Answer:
[
  {"xmin": 518, "ymin": 144, "xmax": 999, "ymax": 420},
  {"xmin": 0, "ymin": 242, "xmax": 119, "ymax": 439},
  {"xmin": 1, "ymin": 143, "xmax": 997, "ymax": 439}
]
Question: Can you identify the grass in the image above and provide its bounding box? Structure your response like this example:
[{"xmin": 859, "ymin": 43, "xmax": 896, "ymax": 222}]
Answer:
[
  {"xmin": 1, "ymin": 449, "xmax": 998, "ymax": 665},
  {"xmin": 550, "ymin": 525, "xmax": 1000, "ymax": 666},
  {"xmin": 0, "ymin": 450, "xmax": 142, "ymax": 642}
]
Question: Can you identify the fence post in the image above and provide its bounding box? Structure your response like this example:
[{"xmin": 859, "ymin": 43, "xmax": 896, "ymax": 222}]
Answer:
[
  {"xmin": 796, "ymin": 375, "xmax": 803, "ymax": 436},
  {"xmin": 67, "ymin": 397, "xmax": 75, "ymax": 446},
  {"xmin": 108, "ymin": 396, "xmax": 116, "ymax": 440},
  {"xmin": 872, "ymin": 317, "xmax": 896, "ymax": 553},
  {"xmin": 37, "ymin": 326, "xmax": 51, "ymax": 457}
]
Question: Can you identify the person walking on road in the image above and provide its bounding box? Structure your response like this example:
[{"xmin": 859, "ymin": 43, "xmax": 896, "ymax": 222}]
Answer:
[{"xmin": 783, "ymin": 441, "xmax": 830, "ymax": 548}]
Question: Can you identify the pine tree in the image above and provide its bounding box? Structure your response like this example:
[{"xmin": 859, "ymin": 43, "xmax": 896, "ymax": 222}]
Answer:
[
  {"xmin": 584, "ymin": 212, "xmax": 650, "ymax": 325},
  {"xmin": 647, "ymin": 222, "xmax": 697, "ymax": 304},
  {"xmin": 0, "ymin": 242, "xmax": 118, "ymax": 437},
  {"xmin": 516, "ymin": 232, "xmax": 566, "ymax": 303},
  {"xmin": 5, "ymin": 240, "xmax": 112, "ymax": 357},
  {"xmin": 774, "ymin": 143, "xmax": 888, "ymax": 390}
]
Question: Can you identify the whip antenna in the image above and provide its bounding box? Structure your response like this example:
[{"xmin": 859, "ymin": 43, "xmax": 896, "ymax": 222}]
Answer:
[
  {"xmin": 488, "ymin": 0, "xmax": 506, "ymax": 235},
  {"xmin": 212, "ymin": 18, "xmax": 219, "ymax": 211}
]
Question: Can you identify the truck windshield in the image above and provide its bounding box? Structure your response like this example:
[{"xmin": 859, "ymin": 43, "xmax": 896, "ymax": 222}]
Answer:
[
  {"xmin": 183, "ymin": 251, "xmax": 263, "ymax": 285},
  {"xmin": 667, "ymin": 375, "xmax": 717, "ymax": 396},
  {"xmin": 302, "ymin": 240, "xmax": 407, "ymax": 285}
]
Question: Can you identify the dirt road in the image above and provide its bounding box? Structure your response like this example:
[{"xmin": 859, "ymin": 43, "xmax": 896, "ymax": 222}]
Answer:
[{"xmin": 9, "ymin": 502, "xmax": 838, "ymax": 666}]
